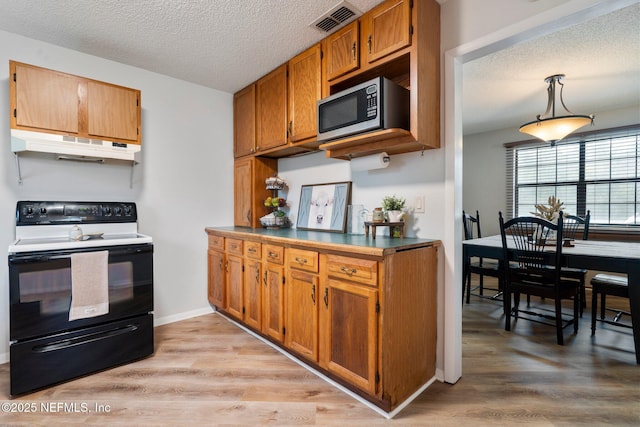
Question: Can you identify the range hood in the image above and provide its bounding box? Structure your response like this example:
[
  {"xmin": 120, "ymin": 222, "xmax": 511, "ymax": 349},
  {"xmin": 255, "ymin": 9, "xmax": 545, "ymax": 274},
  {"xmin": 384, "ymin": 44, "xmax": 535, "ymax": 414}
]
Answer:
[{"xmin": 11, "ymin": 129, "xmax": 141, "ymax": 163}]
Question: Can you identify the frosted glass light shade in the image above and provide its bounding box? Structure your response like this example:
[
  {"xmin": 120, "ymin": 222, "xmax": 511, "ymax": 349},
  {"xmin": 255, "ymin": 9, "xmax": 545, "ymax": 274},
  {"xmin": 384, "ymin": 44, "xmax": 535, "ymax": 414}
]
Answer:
[{"xmin": 520, "ymin": 115, "xmax": 593, "ymax": 144}]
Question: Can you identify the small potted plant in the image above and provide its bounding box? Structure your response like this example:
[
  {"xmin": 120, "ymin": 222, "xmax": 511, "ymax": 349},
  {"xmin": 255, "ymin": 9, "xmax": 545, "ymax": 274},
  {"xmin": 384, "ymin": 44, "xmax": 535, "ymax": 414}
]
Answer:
[{"xmin": 381, "ymin": 194, "xmax": 406, "ymax": 222}]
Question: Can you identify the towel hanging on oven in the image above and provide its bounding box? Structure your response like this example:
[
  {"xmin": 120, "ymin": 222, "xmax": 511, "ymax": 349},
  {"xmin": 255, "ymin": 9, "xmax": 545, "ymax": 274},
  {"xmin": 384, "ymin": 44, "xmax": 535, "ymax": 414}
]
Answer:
[{"xmin": 69, "ymin": 250, "xmax": 109, "ymax": 321}]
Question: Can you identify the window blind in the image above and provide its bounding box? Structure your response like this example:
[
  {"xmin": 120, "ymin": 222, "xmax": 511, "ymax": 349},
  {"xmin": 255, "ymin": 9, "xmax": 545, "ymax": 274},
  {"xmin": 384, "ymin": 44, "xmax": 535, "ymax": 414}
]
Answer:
[{"xmin": 505, "ymin": 124, "xmax": 640, "ymax": 225}]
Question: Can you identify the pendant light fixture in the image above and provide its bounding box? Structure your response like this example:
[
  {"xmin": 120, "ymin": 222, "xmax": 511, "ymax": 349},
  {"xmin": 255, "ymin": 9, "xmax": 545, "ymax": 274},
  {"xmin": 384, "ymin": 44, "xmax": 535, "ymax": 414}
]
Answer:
[{"xmin": 519, "ymin": 74, "xmax": 594, "ymax": 145}]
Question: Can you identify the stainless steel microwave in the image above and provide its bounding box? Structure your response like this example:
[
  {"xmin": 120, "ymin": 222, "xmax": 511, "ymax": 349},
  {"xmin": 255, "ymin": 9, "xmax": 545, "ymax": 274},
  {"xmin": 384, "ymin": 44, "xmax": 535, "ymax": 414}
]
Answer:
[{"xmin": 317, "ymin": 76, "xmax": 409, "ymax": 142}]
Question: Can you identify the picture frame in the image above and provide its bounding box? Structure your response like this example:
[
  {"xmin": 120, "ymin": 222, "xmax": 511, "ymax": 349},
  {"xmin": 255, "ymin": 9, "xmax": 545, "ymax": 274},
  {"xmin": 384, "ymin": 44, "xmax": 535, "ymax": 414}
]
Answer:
[{"xmin": 296, "ymin": 181, "xmax": 352, "ymax": 233}]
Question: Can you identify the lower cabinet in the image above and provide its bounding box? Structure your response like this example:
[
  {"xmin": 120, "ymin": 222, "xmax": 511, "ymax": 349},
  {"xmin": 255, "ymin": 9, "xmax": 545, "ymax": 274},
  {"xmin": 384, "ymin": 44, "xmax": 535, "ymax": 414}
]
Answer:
[
  {"xmin": 207, "ymin": 234, "xmax": 225, "ymax": 308},
  {"xmin": 321, "ymin": 277, "xmax": 378, "ymax": 394},
  {"xmin": 262, "ymin": 244, "xmax": 285, "ymax": 342},
  {"xmin": 205, "ymin": 228, "xmax": 439, "ymax": 413},
  {"xmin": 225, "ymin": 238, "xmax": 244, "ymax": 320},
  {"xmin": 285, "ymin": 269, "xmax": 319, "ymax": 361}
]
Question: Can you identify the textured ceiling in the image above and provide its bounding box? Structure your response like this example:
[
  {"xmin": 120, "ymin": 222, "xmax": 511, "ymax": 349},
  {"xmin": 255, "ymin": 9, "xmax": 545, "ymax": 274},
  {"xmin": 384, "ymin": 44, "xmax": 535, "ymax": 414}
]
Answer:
[
  {"xmin": 463, "ymin": 2, "xmax": 640, "ymax": 135},
  {"xmin": 0, "ymin": 0, "xmax": 383, "ymax": 93},
  {"xmin": 0, "ymin": 0, "xmax": 637, "ymax": 135}
]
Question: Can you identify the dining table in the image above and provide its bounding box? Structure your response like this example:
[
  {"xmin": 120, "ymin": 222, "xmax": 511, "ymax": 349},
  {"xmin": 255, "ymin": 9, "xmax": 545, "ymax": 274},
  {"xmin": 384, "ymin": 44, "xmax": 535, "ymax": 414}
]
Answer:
[{"xmin": 463, "ymin": 235, "xmax": 640, "ymax": 364}]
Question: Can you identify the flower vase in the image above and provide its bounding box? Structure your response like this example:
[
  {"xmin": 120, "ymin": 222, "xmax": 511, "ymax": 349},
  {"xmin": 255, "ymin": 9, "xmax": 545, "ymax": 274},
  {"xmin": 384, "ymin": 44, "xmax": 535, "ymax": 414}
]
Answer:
[{"xmin": 387, "ymin": 210, "xmax": 405, "ymax": 222}]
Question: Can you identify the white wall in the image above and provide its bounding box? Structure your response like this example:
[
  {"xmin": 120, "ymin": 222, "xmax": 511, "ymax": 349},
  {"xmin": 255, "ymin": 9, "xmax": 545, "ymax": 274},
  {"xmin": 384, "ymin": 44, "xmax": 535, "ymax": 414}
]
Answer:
[
  {"xmin": 0, "ymin": 0, "xmax": 630, "ymax": 381},
  {"xmin": 463, "ymin": 105, "xmax": 640, "ymax": 237},
  {"xmin": 0, "ymin": 29, "xmax": 232, "ymax": 362}
]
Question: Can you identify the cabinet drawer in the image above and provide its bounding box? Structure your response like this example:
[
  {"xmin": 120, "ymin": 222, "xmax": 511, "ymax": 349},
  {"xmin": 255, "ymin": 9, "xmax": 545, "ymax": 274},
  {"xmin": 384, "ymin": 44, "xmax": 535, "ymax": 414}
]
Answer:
[
  {"xmin": 225, "ymin": 238, "xmax": 243, "ymax": 256},
  {"xmin": 245, "ymin": 241, "xmax": 262, "ymax": 260},
  {"xmin": 326, "ymin": 254, "xmax": 378, "ymax": 286},
  {"xmin": 208, "ymin": 234, "xmax": 224, "ymax": 251},
  {"xmin": 287, "ymin": 248, "xmax": 319, "ymax": 273},
  {"xmin": 263, "ymin": 244, "xmax": 284, "ymax": 264}
]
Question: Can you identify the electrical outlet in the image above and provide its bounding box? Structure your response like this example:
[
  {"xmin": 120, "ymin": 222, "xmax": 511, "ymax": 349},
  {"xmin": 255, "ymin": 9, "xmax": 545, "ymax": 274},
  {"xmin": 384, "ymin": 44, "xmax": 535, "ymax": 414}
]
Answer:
[{"xmin": 414, "ymin": 195, "xmax": 425, "ymax": 213}]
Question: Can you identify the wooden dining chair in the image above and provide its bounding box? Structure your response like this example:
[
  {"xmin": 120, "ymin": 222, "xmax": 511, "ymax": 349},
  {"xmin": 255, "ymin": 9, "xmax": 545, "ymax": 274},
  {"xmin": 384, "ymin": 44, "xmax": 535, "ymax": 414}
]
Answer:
[
  {"xmin": 462, "ymin": 210, "xmax": 501, "ymax": 304},
  {"xmin": 499, "ymin": 212, "xmax": 581, "ymax": 345},
  {"xmin": 559, "ymin": 211, "xmax": 591, "ymax": 315},
  {"xmin": 591, "ymin": 273, "xmax": 631, "ymax": 335}
]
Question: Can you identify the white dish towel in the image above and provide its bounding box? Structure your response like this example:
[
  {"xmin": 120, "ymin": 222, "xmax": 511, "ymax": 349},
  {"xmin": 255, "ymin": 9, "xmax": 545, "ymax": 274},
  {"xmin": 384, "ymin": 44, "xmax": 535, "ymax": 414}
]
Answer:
[{"xmin": 69, "ymin": 250, "xmax": 109, "ymax": 321}]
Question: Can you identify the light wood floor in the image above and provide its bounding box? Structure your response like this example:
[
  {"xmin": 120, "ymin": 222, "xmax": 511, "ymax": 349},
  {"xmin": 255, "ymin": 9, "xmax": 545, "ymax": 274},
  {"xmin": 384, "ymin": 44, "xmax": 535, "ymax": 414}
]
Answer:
[{"xmin": 1, "ymin": 286, "xmax": 638, "ymax": 426}]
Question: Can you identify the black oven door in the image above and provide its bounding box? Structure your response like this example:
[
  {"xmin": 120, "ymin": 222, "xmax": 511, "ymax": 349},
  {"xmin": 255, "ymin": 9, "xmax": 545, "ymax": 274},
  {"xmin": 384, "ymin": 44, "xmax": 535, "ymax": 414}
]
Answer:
[{"xmin": 9, "ymin": 243, "xmax": 153, "ymax": 342}]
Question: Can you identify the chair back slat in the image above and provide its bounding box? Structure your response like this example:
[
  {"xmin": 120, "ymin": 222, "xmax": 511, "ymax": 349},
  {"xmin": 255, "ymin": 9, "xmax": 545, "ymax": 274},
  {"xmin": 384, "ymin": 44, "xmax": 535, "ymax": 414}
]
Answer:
[
  {"xmin": 563, "ymin": 210, "xmax": 590, "ymax": 240},
  {"xmin": 462, "ymin": 210, "xmax": 482, "ymax": 240},
  {"xmin": 499, "ymin": 213, "xmax": 564, "ymax": 275}
]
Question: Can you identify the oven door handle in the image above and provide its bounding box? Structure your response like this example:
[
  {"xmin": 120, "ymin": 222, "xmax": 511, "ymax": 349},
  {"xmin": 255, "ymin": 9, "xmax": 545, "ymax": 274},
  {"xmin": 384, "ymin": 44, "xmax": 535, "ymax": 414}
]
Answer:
[
  {"xmin": 9, "ymin": 244, "xmax": 153, "ymax": 263},
  {"xmin": 32, "ymin": 324, "xmax": 139, "ymax": 353}
]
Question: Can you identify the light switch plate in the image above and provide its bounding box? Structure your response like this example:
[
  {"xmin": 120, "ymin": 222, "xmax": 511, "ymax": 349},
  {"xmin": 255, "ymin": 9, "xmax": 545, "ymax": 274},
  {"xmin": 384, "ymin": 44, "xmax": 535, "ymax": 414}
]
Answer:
[{"xmin": 414, "ymin": 195, "xmax": 425, "ymax": 213}]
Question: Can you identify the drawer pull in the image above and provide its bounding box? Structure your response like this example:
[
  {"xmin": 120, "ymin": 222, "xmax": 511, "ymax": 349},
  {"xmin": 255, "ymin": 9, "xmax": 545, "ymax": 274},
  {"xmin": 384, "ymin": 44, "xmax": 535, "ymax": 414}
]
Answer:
[
  {"xmin": 340, "ymin": 266, "xmax": 357, "ymax": 275},
  {"xmin": 268, "ymin": 251, "xmax": 279, "ymax": 259},
  {"xmin": 248, "ymin": 247, "xmax": 257, "ymax": 253},
  {"xmin": 295, "ymin": 257, "xmax": 308, "ymax": 265}
]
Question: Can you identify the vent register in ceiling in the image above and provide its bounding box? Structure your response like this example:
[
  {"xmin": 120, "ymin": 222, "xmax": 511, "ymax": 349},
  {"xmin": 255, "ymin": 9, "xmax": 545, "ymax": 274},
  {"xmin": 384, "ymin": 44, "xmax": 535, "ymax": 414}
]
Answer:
[{"xmin": 311, "ymin": 2, "xmax": 361, "ymax": 32}]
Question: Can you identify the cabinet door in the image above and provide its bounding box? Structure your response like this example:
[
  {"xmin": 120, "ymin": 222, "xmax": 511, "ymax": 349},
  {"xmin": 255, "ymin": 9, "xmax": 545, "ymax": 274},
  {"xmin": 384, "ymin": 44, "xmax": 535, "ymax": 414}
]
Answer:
[
  {"xmin": 234, "ymin": 158, "xmax": 253, "ymax": 227},
  {"xmin": 288, "ymin": 44, "xmax": 322, "ymax": 143},
  {"xmin": 244, "ymin": 259, "xmax": 262, "ymax": 330},
  {"xmin": 87, "ymin": 81, "xmax": 140, "ymax": 143},
  {"xmin": 262, "ymin": 262, "xmax": 285, "ymax": 342},
  {"xmin": 363, "ymin": 0, "xmax": 411, "ymax": 64},
  {"xmin": 256, "ymin": 64, "xmax": 288, "ymax": 152},
  {"xmin": 321, "ymin": 279, "xmax": 378, "ymax": 393},
  {"xmin": 225, "ymin": 254, "xmax": 244, "ymax": 320},
  {"xmin": 325, "ymin": 21, "xmax": 360, "ymax": 81},
  {"xmin": 285, "ymin": 270, "xmax": 319, "ymax": 361},
  {"xmin": 208, "ymin": 249, "xmax": 225, "ymax": 308},
  {"xmin": 234, "ymin": 84, "xmax": 256, "ymax": 157},
  {"xmin": 233, "ymin": 157, "xmax": 277, "ymax": 228},
  {"xmin": 13, "ymin": 62, "xmax": 80, "ymax": 134}
]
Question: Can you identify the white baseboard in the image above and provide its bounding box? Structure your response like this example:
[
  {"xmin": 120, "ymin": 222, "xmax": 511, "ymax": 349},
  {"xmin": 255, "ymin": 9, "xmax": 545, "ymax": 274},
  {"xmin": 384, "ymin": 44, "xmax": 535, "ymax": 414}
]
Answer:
[
  {"xmin": 216, "ymin": 312, "xmax": 438, "ymax": 419},
  {"xmin": 153, "ymin": 306, "xmax": 215, "ymax": 327},
  {"xmin": 0, "ymin": 352, "xmax": 8, "ymax": 365}
]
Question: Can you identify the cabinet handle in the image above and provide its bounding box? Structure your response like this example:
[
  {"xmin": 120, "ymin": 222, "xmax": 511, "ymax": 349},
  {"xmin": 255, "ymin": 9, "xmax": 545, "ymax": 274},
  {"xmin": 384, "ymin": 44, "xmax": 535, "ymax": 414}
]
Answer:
[
  {"xmin": 288, "ymin": 121, "xmax": 292, "ymax": 137},
  {"xmin": 295, "ymin": 257, "xmax": 308, "ymax": 265},
  {"xmin": 225, "ymin": 261, "xmax": 229, "ymax": 272},
  {"xmin": 324, "ymin": 287, "xmax": 328, "ymax": 308},
  {"xmin": 268, "ymin": 251, "xmax": 279, "ymax": 259},
  {"xmin": 255, "ymin": 268, "xmax": 260, "ymax": 284},
  {"xmin": 246, "ymin": 210, "xmax": 251, "ymax": 223},
  {"xmin": 367, "ymin": 35, "xmax": 372, "ymax": 54},
  {"xmin": 263, "ymin": 271, "xmax": 268, "ymax": 286},
  {"xmin": 340, "ymin": 266, "xmax": 357, "ymax": 276},
  {"xmin": 219, "ymin": 259, "xmax": 223, "ymax": 270},
  {"xmin": 352, "ymin": 42, "xmax": 357, "ymax": 61},
  {"xmin": 250, "ymin": 147, "xmax": 255, "ymax": 153},
  {"xmin": 311, "ymin": 284, "xmax": 316, "ymax": 304}
]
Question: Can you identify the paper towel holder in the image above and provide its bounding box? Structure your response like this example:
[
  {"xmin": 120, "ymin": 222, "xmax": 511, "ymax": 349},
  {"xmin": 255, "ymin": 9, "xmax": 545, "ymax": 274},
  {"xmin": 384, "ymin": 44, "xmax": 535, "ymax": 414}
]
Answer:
[{"xmin": 348, "ymin": 152, "xmax": 390, "ymax": 172}]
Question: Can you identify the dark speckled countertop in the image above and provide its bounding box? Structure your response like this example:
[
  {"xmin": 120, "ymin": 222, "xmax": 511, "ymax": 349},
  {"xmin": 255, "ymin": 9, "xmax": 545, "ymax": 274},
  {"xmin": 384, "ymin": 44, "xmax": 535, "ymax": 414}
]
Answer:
[{"xmin": 205, "ymin": 226, "xmax": 440, "ymax": 256}]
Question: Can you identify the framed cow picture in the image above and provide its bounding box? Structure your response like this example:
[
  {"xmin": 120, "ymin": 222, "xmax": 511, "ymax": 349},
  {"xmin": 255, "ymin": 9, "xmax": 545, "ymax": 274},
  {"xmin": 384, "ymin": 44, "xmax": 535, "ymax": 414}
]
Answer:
[{"xmin": 296, "ymin": 181, "xmax": 352, "ymax": 233}]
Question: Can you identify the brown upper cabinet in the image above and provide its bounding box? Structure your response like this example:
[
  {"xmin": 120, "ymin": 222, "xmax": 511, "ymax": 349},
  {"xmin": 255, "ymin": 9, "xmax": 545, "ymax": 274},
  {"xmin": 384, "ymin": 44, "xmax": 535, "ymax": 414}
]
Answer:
[
  {"xmin": 233, "ymin": 0, "xmax": 440, "ymax": 160},
  {"xmin": 256, "ymin": 64, "xmax": 288, "ymax": 152},
  {"xmin": 234, "ymin": 46, "xmax": 322, "ymax": 159},
  {"xmin": 10, "ymin": 61, "xmax": 141, "ymax": 144},
  {"xmin": 325, "ymin": 22, "xmax": 360, "ymax": 82},
  {"xmin": 234, "ymin": 84, "xmax": 257, "ymax": 157},
  {"xmin": 361, "ymin": 0, "xmax": 412, "ymax": 65},
  {"xmin": 288, "ymin": 44, "xmax": 322, "ymax": 143}
]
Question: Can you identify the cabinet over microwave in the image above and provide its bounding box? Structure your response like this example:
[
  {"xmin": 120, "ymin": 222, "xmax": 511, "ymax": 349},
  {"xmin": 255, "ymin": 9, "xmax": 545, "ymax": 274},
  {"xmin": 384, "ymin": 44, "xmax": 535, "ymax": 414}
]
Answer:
[{"xmin": 317, "ymin": 76, "xmax": 409, "ymax": 142}]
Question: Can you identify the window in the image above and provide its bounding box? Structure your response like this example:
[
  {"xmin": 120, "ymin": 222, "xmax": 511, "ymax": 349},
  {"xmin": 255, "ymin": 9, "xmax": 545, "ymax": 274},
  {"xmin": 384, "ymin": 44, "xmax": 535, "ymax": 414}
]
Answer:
[{"xmin": 506, "ymin": 125, "xmax": 640, "ymax": 226}]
